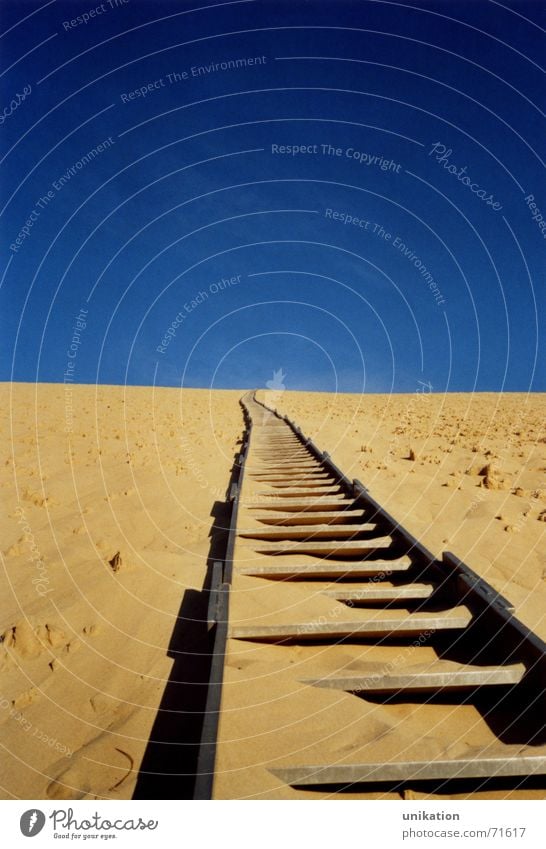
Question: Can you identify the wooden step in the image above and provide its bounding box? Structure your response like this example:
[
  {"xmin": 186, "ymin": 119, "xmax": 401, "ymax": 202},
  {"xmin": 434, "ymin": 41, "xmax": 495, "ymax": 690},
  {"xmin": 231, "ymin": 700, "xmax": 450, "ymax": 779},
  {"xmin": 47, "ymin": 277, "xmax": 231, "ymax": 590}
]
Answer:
[
  {"xmin": 253, "ymin": 463, "xmax": 326, "ymax": 470},
  {"xmin": 253, "ymin": 436, "xmax": 298, "ymax": 441},
  {"xmin": 253, "ymin": 446, "xmax": 304, "ymax": 451},
  {"xmin": 269, "ymin": 751, "xmax": 546, "ymax": 786},
  {"xmin": 248, "ymin": 497, "xmax": 354, "ymax": 511},
  {"xmin": 252, "ymin": 440, "xmax": 305, "ymax": 446},
  {"xmin": 229, "ymin": 606, "xmax": 472, "ymax": 641},
  {"xmin": 250, "ymin": 472, "xmax": 335, "ymax": 489},
  {"xmin": 245, "ymin": 536, "xmax": 393, "ymax": 556},
  {"xmin": 254, "ymin": 458, "xmax": 307, "ymax": 463},
  {"xmin": 303, "ymin": 662, "xmax": 526, "ymax": 693},
  {"xmin": 238, "ymin": 558, "xmax": 412, "ymax": 579},
  {"xmin": 253, "ymin": 479, "xmax": 332, "ymax": 486},
  {"xmin": 249, "ymin": 477, "xmax": 330, "ymax": 484},
  {"xmin": 254, "ymin": 510, "xmax": 367, "ymax": 526},
  {"xmin": 257, "ymin": 486, "xmax": 343, "ymax": 497},
  {"xmin": 239, "ymin": 523, "xmax": 377, "ymax": 541},
  {"xmin": 249, "ymin": 472, "xmax": 329, "ymax": 480},
  {"xmin": 253, "ymin": 431, "xmax": 297, "ymax": 435},
  {"xmin": 261, "ymin": 480, "xmax": 336, "ymax": 489},
  {"xmin": 322, "ymin": 583, "xmax": 434, "ymax": 602},
  {"xmin": 253, "ymin": 440, "xmax": 306, "ymax": 445},
  {"xmin": 252, "ymin": 458, "xmax": 311, "ymax": 463},
  {"xmin": 252, "ymin": 459, "xmax": 316, "ymax": 466},
  {"xmin": 252, "ymin": 434, "xmax": 302, "ymax": 448},
  {"xmin": 253, "ymin": 454, "xmax": 316, "ymax": 459},
  {"xmin": 252, "ymin": 445, "xmax": 309, "ymax": 459},
  {"xmin": 252, "ymin": 465, "xmax": 319, "ymax": 473}
]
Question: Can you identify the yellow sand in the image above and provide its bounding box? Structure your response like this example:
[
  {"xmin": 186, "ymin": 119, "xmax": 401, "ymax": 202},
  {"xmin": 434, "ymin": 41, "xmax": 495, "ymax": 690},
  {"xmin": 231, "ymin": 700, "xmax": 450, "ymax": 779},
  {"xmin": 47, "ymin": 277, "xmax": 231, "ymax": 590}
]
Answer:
[
  {"xmin": 1, "ymin": 384, "xmax": 544, "ymax": 800},
  {"xmin": 267, "ymin": 391, "xmax": 546, "ymax": 640},
  {"xmin": 0, "ymin": 383, "xmax": 243, "ymax": 800}
]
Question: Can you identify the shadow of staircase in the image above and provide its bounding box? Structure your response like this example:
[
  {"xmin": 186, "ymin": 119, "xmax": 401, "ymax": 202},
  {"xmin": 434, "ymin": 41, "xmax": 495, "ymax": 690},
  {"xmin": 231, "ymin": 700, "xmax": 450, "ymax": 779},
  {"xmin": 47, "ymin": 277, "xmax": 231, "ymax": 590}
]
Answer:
[{"xmin": 132, "ymin": 480, "xmax": 236, "ymax": 799}]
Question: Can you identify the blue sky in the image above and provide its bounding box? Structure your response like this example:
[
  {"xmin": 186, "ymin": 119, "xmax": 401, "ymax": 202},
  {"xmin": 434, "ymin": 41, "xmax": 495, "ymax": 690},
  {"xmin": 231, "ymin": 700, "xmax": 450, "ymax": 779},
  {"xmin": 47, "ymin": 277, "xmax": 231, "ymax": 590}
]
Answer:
[{"xmin": 1, "ymin": 0, "xmax": 544, "ymax": 393}]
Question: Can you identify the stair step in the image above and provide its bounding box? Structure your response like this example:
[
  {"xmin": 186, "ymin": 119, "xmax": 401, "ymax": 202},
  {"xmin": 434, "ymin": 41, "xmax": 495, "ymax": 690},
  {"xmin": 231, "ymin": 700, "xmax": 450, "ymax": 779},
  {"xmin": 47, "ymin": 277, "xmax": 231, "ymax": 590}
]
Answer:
[
  {"xmin": 253, "ymin": 460, "xmax": 309, "ymax": 464},
  {"xmin": 269, "ymin": 751, "xmax": 546, "ymax": 785},
  {"xmin": 262, "ymin": 480, "xmax": 336, "ymax": 489},
  {"xmin": 250, "ymin": 473, "xmax": 330, "ymax": 480},
  {"xmin": 257, "ymin": 486, "xmax": 343, "ymax": 497},
  {"xmin": 254, "ymin": 446, "xmax": 302, "ymax": 449},
  {"xmin": 253, "ymin": 437, "xmax": 299, "ymax": 442},
  {"xmin": 246, "ymin": 536, "xmax": 393, "ymax": 556},
  {"xmin": 252, "ymin": 452, "xmax": 310, "ymax": 458},
  {"xmin": 254, "ymin": 510, "xmax": 367, "ymax": 526},
  {"xmin": 239, "ymin": 523, "xmax": 377, "ymax": 540},
  {"xmin": 303, "ymin": 662, "xmax": 526, "ymax": 693},
  {"xmin": 229, "ymin": 606, "xmax": 472, "ymax": 641},
  {"xmin": 252, "ymin": 445, "xmax": 310, "ymax": 460},
  {"xmin": 254, "ymin": 459, "xmax": 308, "ymax": 463},
  {"xmin": 248, "ymin": 497, "xmax": 354, "ymax": 511},
  {"xmin": 253, "ymin": 467, "xmax": 320, "ymax": 474},
  {"xmin": 323, "ymin": 583, "xmax": 434, "ymax": 602},
  {"xmin": 254, "ymin": 458, "xmax": 316, "ymax": 469},
  {"xmin": 255, "ymin": 447, "xmax": 300, "ymax": 450},
  {"xmin": 238, "ymin": 558, "xmax": 413, "ymax": 579}
]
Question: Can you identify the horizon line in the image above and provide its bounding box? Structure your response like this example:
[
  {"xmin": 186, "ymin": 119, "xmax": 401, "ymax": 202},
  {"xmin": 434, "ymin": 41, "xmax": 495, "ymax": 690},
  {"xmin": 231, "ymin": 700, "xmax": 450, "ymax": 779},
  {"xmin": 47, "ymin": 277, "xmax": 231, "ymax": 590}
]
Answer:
[{"xmin": 2, "ymin": 379, "xmax": 544, "ymax": 396}]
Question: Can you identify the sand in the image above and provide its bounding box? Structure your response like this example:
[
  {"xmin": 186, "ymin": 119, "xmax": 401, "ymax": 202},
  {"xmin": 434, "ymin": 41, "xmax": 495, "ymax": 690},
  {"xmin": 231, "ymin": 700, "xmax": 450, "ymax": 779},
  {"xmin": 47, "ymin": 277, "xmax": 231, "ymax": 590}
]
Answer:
[
  {"xmin": 1, "ymin": 384, "xmax": 544, "ymax": 800},
  {"xmin": 266, "ymin": 391, "xmax": 546, "ymax": 640},
  {"xmin": 213, "ymin": 392, "xmax": 546, "ymax": 800},
  {"xmin": 0, "ymin": 383, "xmax": 243, "ymax": 800}
]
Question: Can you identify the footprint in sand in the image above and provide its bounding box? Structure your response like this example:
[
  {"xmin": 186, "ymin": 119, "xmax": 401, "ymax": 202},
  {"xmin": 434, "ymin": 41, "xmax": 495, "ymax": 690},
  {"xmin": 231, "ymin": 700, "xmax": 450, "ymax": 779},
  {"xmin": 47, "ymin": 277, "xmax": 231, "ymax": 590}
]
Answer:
[
  {"xmin": 47, "ymin": 742, "xmax": 134, "ymax": 799},
  {"xmin": 46, "ymin": 764, "xmax": 90, "ymax": 800}
]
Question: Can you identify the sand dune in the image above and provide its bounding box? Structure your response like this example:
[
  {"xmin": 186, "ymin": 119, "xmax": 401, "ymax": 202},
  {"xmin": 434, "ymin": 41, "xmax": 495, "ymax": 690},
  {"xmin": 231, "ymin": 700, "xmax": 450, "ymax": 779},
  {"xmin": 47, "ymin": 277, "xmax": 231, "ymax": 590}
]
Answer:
[
  {"xmin": 1, "ymin": 383, "xmax": 243, "ymax": 800},
  {"xmin": 1, "ymin": 384, "xmax": 544, "ymax": 800},
  {"xmin": 265, "ymin": 391, "xmax": 546, "ymax": 640}
]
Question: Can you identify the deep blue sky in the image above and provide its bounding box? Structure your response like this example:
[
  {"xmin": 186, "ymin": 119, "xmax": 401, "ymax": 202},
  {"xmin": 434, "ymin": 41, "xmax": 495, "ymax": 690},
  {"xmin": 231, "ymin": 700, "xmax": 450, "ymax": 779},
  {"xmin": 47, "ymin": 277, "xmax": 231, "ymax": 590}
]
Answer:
[{"xmin": 0, "ymin": 0, "xmax": 544, "ymax": 393}]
